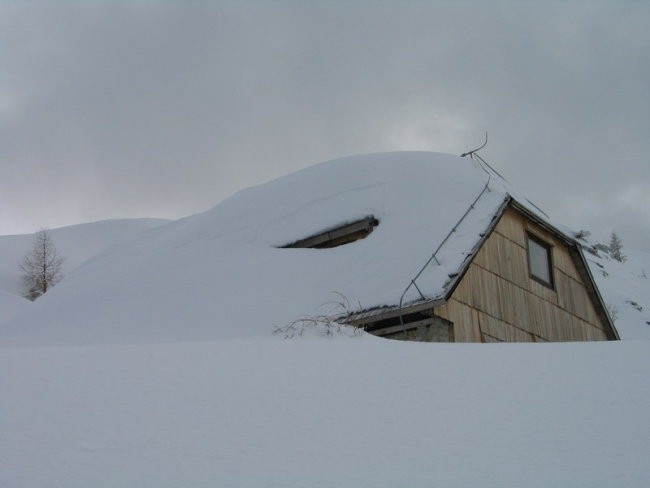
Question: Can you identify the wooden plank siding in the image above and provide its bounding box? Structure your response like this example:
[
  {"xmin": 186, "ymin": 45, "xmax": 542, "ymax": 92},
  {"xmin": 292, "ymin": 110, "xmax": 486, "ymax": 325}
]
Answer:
[{"xmin": 435, "ymin": 206, "xmax": 611, "ymax": 342}]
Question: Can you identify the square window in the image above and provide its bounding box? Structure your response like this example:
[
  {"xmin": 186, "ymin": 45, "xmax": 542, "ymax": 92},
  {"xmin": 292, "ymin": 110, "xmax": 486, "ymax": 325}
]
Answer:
[{"xmin": 527, "ymin": 233, "xmax": 554, "ymax": 288}]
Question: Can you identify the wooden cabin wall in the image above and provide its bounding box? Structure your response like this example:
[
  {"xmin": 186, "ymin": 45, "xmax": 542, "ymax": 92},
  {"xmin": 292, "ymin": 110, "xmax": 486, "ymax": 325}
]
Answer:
[{"xmin": 435, "ymin": 207, "xmax": 611, "ymax": 343}]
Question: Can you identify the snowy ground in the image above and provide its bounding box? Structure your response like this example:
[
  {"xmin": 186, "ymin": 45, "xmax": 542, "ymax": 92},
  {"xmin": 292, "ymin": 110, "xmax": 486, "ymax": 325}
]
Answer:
[{"xmin": 2, "ymin": 338, "xmax": 649, "ymax": 488}]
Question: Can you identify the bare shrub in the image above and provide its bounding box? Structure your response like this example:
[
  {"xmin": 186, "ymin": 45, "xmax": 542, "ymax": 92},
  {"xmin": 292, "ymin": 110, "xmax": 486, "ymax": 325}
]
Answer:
[{"xmin": 273, "ymin": 292, "xmax": 363, "ymax": 338}]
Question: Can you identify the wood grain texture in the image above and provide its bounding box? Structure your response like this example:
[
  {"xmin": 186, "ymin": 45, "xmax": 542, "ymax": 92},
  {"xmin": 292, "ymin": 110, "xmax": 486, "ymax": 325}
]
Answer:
[{"xmin": 435, "ymin": 206, "xmax": 611, "ymax": 342}]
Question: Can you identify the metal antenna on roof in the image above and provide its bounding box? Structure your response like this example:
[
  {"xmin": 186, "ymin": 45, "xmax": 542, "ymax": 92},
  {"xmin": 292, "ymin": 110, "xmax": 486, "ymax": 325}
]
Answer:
[
  {"xmin": 460, "ymin": 131, "xmax": 488, "ymax": 158},
  {"xmin": 460, "ymin": 132, "xmax": 509, "ymax": 183}
]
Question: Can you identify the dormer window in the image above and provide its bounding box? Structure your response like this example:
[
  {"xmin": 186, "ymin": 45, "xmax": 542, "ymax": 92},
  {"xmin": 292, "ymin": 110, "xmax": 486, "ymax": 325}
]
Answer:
[
  {"xmin": 527, "ymin": 232, "xmax": 554, "ymax": 289},
  {"xmin": 280, "ymin": 216, "xmax": 379, "ymax": 249}
]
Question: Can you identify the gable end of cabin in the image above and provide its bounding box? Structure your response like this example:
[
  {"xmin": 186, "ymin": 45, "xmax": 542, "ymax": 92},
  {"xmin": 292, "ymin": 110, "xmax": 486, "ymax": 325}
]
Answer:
[{"xmin": 434, "ymin": 204, "xmax": 617, "ymax": 342}]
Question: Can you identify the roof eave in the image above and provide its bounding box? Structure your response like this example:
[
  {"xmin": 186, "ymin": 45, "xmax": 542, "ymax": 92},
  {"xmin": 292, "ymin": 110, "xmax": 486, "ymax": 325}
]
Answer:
[
  {"xmin": 347, "ymin": 297, "xmax": 447, "ymax": 326},
  {"xmin": 568, "ymin": 245, "xmax": 621, "ymax": 340}
]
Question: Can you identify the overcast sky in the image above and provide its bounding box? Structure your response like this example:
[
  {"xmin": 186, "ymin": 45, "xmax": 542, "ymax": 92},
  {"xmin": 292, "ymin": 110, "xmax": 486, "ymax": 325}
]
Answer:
[{"xmin": 1, "ymin": 1, "xmax": 649, "ymax": 251}]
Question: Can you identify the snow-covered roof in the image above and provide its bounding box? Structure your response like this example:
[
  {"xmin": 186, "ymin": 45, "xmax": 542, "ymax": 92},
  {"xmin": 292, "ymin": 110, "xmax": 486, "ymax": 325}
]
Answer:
[
  {"xmin": 231, "ymin": 151, "xmax": 512, "ymax": 302},
  {"xmin": 0, "ymin": 152, "xmax": 565, "ymax": 345}
]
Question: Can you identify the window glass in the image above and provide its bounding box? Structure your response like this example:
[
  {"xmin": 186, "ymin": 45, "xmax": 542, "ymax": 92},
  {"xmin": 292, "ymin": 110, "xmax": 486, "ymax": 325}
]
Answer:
[{"xmin": 528, "ymin": 236, "xmax": 552, "ymax": 286}]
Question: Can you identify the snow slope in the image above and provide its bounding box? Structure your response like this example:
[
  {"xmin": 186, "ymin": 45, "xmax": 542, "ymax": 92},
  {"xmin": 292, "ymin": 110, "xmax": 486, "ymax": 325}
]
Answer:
[
  {"xmin": 584, "ymin": 246, "xmax": 650, "ymax": 340},
  {"xmin": 0, "ymin": 289, "xmax": 30, "ymax": 323},
  {"xmin": 0, "ymin": 218, "xmax": 169, "ymax": 297}
]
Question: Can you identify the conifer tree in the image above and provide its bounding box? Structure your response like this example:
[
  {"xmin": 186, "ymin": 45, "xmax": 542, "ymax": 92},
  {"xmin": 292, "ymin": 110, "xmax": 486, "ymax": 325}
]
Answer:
[{"xmin": 608, "ymin": 231, "xmax": 626, "ymax": 262}]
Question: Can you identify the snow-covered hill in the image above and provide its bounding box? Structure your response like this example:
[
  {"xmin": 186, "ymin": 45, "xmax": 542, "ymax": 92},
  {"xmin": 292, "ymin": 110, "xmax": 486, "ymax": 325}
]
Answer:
[
  {"xmin": 584, "ymin": 246, "xmax": 650, "ymax": 340},
  {"xmin": 0, "ymin": 218, "xmax": 169, "ymax": 297},
  {"xmin": 1, "ymin": 152, "xmax": 649, "ymax": 487}
]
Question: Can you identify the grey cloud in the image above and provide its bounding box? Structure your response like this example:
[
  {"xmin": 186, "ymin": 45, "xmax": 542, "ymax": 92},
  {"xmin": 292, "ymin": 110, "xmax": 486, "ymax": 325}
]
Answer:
[{"xmin": 1, "ymin": 1, "xmax": 648, "ymax": 250}]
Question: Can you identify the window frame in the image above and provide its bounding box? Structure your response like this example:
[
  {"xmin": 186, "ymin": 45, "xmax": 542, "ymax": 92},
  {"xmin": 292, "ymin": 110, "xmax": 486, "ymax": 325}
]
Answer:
[
  {"xmin": 279, "ymin": 216, "xmax": 379, "ymax": 249},
  {"xmin": 526, "ymin": 232, "xmax": 555, "ymax": 289}
]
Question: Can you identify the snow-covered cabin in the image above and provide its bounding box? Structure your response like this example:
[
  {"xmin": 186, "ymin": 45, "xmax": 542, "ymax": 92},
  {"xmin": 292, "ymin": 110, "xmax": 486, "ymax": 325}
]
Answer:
[{"xmin": 273, "ymin": 152, "xmax": 619, "ymax": 343}]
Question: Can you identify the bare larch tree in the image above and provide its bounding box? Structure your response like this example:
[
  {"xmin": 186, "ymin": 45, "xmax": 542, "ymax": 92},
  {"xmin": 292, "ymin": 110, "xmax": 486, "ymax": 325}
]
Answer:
[{"xmin": 20, "ymin": 229, "xmax": 65, "ymax": 300}]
